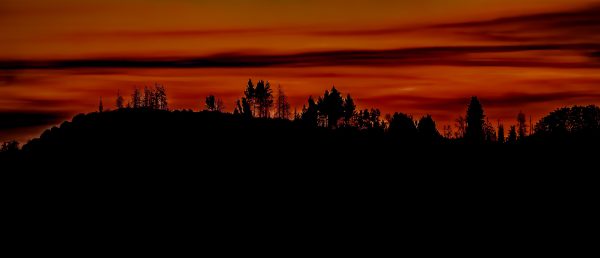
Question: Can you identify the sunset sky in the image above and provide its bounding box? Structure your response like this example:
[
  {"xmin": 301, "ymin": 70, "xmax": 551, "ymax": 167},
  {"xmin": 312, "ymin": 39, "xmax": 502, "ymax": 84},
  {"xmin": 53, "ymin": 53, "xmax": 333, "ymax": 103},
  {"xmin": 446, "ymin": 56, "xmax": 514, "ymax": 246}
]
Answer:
[{"xmin": 1, "ymin": 0, "xmax": 600, "ymax": 142}]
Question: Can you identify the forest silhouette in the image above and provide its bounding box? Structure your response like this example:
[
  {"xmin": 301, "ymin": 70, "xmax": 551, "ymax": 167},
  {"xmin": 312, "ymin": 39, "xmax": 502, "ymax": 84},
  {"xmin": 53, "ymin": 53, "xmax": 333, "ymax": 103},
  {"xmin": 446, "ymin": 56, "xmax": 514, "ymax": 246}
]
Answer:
[{"xmin": 2, "ymin": 79, "xmax": 599, "ymax": 166}]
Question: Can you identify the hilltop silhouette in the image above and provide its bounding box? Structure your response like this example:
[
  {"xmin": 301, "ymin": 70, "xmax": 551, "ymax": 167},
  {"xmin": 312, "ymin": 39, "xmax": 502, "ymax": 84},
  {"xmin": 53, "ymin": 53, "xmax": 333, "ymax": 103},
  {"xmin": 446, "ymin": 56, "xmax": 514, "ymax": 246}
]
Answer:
[{"xmin": 2, "ymin": 80, "xmax": 599, "ymax": 169}]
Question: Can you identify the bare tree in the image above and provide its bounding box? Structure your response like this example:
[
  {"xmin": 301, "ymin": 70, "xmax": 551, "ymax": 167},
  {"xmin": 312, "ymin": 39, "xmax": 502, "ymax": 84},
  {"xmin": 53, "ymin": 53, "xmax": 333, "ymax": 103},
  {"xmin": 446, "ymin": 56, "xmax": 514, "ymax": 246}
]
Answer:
[
  {"xmin": 216, "ymin": 98, "xmax": 225, "ymax": 112},
  {"xmin": 517, "ymin": 111, "xmax": 527, "ymax": 140},
  {"xmin": 142, "ymin": 86, "xmax": 153, "ymax": 109},
  {"xmin": 275, "ymin": 85, "xmax": 291, "ymax": 119},
  {"xmin": 443, "ymin": 125, "xmax": 453, "ymax": 139},
  {"xmin": 454, "ymin": 116, "xmax": 466, "ymax": 139},
  {"xmin": 154, "ymin": 84, "xmax": 168, "ymax": 110},
  {"xmin": 131, "ymin": 87, "xmax": 142, "ymax": 109},
  {"xmin": 483, "ymin": 118, "xmax": 496, "ymax": 142}
]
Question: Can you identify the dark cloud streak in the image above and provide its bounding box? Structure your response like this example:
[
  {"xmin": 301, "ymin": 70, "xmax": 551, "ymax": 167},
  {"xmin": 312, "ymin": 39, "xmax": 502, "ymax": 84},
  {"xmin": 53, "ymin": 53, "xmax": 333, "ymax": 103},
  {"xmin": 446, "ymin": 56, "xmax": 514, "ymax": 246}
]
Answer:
[
  {"xmin": 2, "ymin": 44, "xmax": 599, "ymax": 70},
  {"xmin": 430, "ymin": 4, "xmax": 600, "ymax": 43}
]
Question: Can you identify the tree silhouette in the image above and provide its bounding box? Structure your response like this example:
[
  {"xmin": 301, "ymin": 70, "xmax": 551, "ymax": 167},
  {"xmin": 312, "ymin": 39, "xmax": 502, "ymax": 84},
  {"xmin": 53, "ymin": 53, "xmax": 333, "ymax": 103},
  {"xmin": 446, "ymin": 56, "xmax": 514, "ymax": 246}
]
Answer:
[
  {"xmin": 244, "ymin": 79, "xmax": 256, "ymax": 116},
  {"xmin": 275, "ymin": 85, "xmax": 291, "ymax": 120},
  {"xmin": 388, "ymin": 112, "xmax": 418, "ymax": 141},
  {"xmin": 355, "ymin": 109, "xmax": 381, "ymax": 130},
  {"xmin": 301, "ymin": 96, "xmax": 318, "ymax": 126},
  {"xmin": 507, "ymin": 125, "xmax": 518, "ymax": 143},
  {"xmin": 343, "ymin": 94, "xmax": 356, "ymax": 127},
  {"xmin": 143, "ymin": 86, "xmax": 154, "ymax": 109},
  {"xmin": 370, "ymin": 109, "xmax": 382, "ymax": 129},
  {"xmin": 205, "ymin": 95, "xmax": 216, "ymax": 111},
  {"xmin": 317, "ymin": 87, "xmax": 345, "ymax": 128},
  {"xmin": 454, "ymin": 116, "xmax": 466, "ymax": 139},
  {"xmin": 417, "ymin": 115, "xmax": 441, "ymax": 143},
  {"xmin": 131, "ymin": 87, "xmax": 142, "ymax": 109},
  {"xmin": 155, "ymin": 84, "xmax": 168, "ymax": 110},
  {"xmin": 98, "ymin": 97, "xmax": 103, "ymax": 113},
  {"xmin": 234, "ymin": 98, "xmax": 253, "ymax": 118},
  {"xmin": 534, "ymin": 105, "xmax": 600, "ymax": 142},
  {"xmin": 517, "ymin": 111, "xmax": 527, "ymax": 141},
  {"xmin": 233, "ymin": 100, "xmax": 241, "ymax": 115},
  {"xmin": 497, "ymin": 122, "xmax": 505, "ymax": 144},
  {"xmin": 465, "ymin": 97, "xmax": 485, "ymax": 143},
  {"xmin": 483, "ymin": 118, "xmax": 496, "ymax": 142},
  {"xmin": 255, "ymin": 80, "xmax": 273, "ymax": 118},
  {"xmin": 116, "ymin": 90, "xmax": 124, "ymax": 109}
]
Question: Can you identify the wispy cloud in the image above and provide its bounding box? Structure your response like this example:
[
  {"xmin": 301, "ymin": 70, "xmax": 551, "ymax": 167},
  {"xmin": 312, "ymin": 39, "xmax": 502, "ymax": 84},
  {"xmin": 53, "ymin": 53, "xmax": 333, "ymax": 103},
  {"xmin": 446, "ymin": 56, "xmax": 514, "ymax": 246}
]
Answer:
[
  {"xmin": 68, "ymin": 28, "xmax": 291, "ymax": 39},
  {"xmin": 66, "ymin": 4, "xmax": 599, "ymax": 44},
  {"xmin": 429, "ymin": 4, "xmax": 600, "ymax": 43}
]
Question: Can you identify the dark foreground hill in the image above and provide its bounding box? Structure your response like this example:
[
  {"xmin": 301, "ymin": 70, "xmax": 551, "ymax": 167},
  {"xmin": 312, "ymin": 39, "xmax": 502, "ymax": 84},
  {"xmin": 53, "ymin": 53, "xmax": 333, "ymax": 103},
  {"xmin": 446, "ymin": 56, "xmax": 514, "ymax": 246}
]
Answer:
[
  {"xmin": 1, "ymin": 109, "xmax": 596, "ymax": 172},
  {"xmin": 2, "ymin": 109, "xmax": 596, "ymax": 238}
]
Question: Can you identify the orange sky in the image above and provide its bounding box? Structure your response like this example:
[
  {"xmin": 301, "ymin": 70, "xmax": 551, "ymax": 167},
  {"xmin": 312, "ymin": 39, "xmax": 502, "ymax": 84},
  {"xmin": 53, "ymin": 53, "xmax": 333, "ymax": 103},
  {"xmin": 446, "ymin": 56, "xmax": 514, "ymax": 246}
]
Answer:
[{"xmin": 1, "ymin": 0, "xmax": 600, "ymax": 142}]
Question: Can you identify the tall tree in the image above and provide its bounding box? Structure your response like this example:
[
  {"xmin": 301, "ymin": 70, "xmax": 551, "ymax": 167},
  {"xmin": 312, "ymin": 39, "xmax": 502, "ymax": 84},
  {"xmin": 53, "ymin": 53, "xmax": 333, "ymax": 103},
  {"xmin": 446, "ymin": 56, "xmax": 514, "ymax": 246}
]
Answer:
[
  {"xmin": 244, "ymin": 79, "xmax": 255, "ymax": 116},
  {"xmin": 143, "ymin": 86, "xmax": 153, "ymax": 109},
  {"xmin": 116, "ymin": 90, "xmax": 124, "ymax": 109},
  {"xmin": 497, "ymin": 122, "xmax": 505, "ymax": 144},
  {"xmin": 241, "ymin": 98, "xmax": 252, "ymax": 118},
  {"xmin": 155, "ymin": 84, "xmax": 168, "ymax": 110},
  {"xmin": 517, "ymin": 111, "xmax": 527, "ymax": 141},
  {"xmin": 255, "ymin": 80, "xmax": 273, "ymax": 118},
  {"xmin": 275, "ymin": 85, "xmax": 291, "ymax": 119},
  {"xmin": 343, "ymin": 94, "xmax": 356, "ymax": 127},
  {"xmin": 465, "ymin": 97, "xmax": 485, "ymax": 143},
  {"xmin": 98, "ymin": 97, "xmax": 103, "ymax": 113},
  {"xmin": 301, "ymin": 96, "xmax": 318, "ymax": 126},
  {"xmin": 131, "ymin": 87, "xmax": 142, "ymax": 109}
]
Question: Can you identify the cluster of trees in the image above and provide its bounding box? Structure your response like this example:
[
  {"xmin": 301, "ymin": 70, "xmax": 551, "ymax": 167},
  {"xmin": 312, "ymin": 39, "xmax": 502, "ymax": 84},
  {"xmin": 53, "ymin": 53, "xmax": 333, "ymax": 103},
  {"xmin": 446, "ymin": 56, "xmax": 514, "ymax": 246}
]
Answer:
[
  {"xmin": 205, "ymin": 95, "xmax": 225, "ymax": 112},
  {"xmin": 231, "ymin": 80, "xmax": 274, "ymax": 118},
  {"xmin": 203, "ymin": 79, "xmax": 600, "ymax": 144},
  {"xmin": 448, "ymin": 98, "xmax": 535, "ymax": 144},
  {"xmin": 387, "ymin": 113, "xmax": 442, "ymax": 143},
  {"xmin": 533, "ymin": 105, "xmax": 600, "ymax": 142},
  {"xmin": 229, "ymin": 80, "xmax": 292, "ymax": 120},
  {"xmin": 300, "ymin": 87, "xmax": 357, "ymax": 129},
  {"xmin": 112, "ymin": 84, "xmax": 168, "ymax": 111}
]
